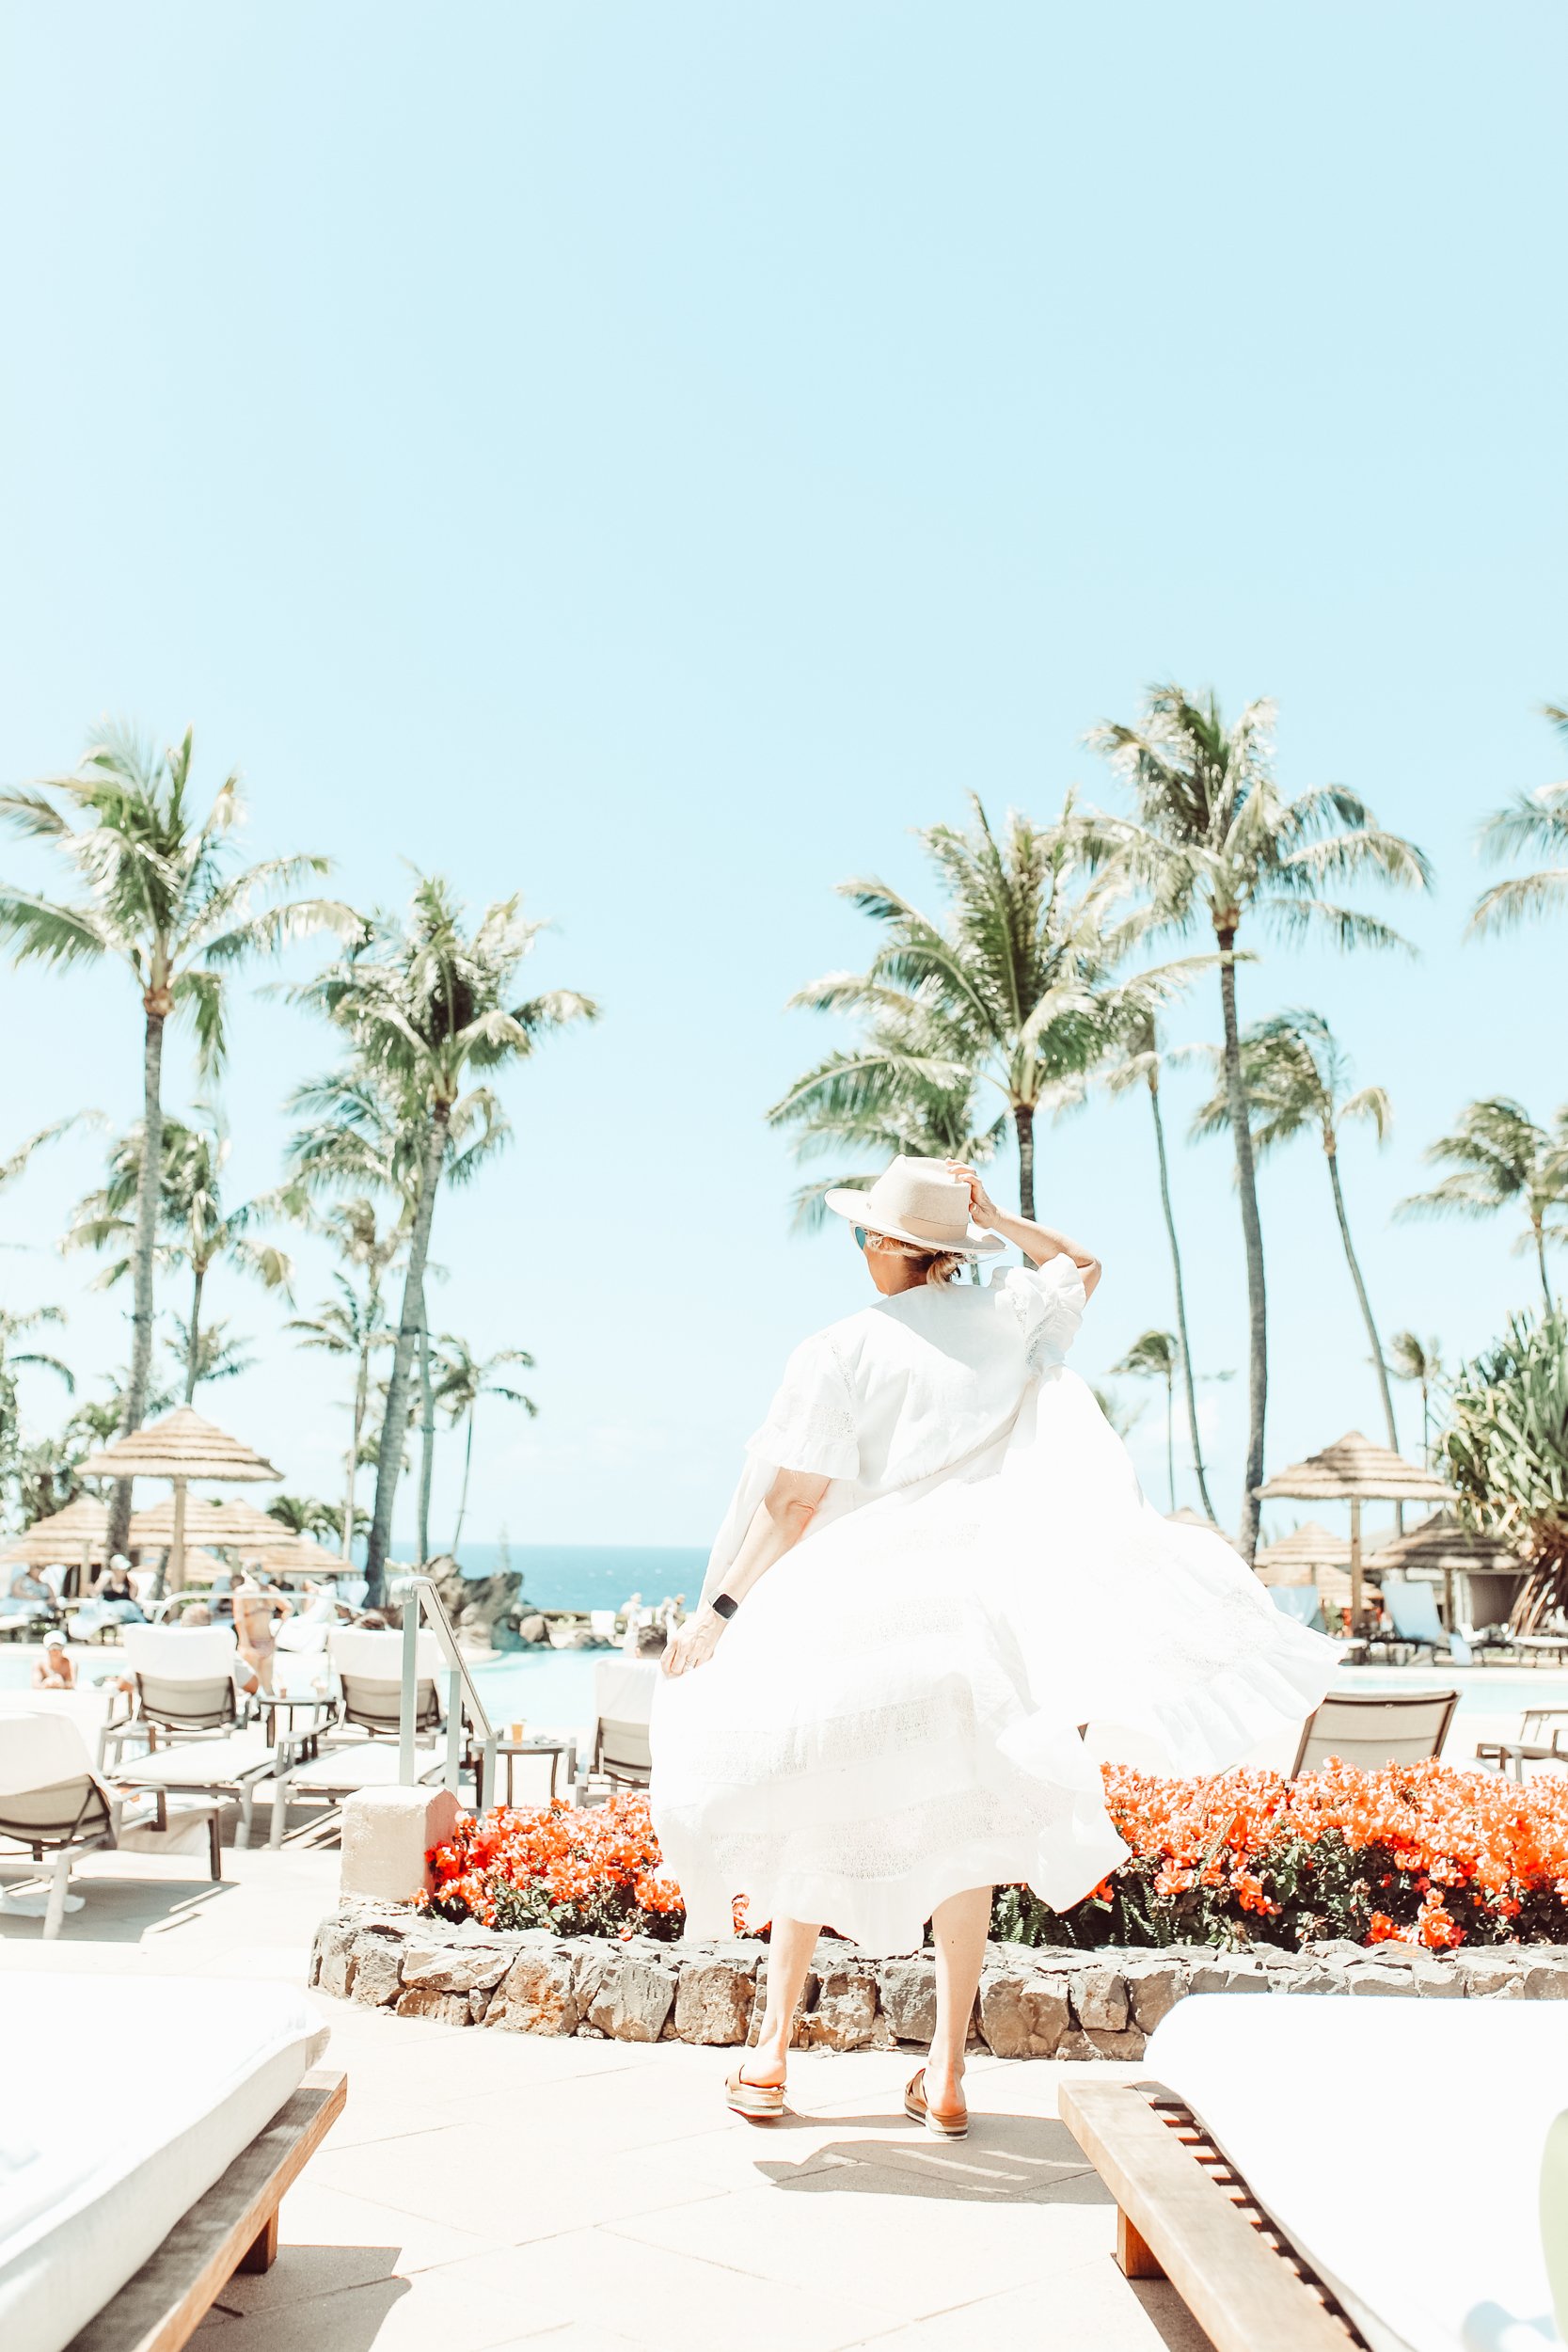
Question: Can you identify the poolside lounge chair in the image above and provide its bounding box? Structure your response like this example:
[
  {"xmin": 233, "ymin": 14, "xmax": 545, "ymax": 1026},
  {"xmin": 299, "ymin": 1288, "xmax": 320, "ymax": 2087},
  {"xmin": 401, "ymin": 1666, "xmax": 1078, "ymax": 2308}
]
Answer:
[
  {"xmin": 326, "ymin": 1626, "xmax": 444, "ymax": 1739},
  {"xmin": 1270, "ymin": 1586, "xmax": 1329, "ymax": 1634},
  {"xmin": 1, "ymin": 1970, "xmax": 343, "ymax": 2352},
  {"xmin": 1060, "ymin": 1994, "xmax": 1568, "ymax": 2352},
  {"xmin": 1368, "ymin": 1575, "xmax": 1474, "ymax": 1665},
  {"xmin": 266, "ymin": 1731, "xmax": 448, "ymax": 1848},
  {"xmin": 1475, "ymin": 1704, "xmax": 1568, "ymax": 1780},
  {"xmin": 106, "ymin": 1724, "xmax": 285, "ymax": 1849},
  {"xmin": 0, "ymin": 1709, "xmax": 222, "ymax": 1939},
  {"xmin": 102, "ymin": 1625, "xmax": 251, "ymax": 1767},
  {"xmin": 1291, "ymin": 1685, "xmax": 1459, "ymax": 1775}
]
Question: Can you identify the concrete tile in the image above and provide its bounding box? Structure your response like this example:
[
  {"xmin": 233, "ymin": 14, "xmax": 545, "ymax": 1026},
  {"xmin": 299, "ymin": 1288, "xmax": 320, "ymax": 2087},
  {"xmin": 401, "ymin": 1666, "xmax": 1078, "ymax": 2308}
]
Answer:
[
  {"xmin": 217, "ymin": 2180, "xmax": 502, "ymax": 2310},
  {"xmin": 839, "ymin": 2258, "xmax": 1217, "ymax": 2350},
  {"xmin": 488, "ymin": 2328, "xmax": 645, "ymax": 2352},
  {"xmin": 197, "ymin": 2265, "xmax": 518, "ymax": 2352},
  {"xmin": 449, "ymin": 2231, "xmax": 897, "ymax": 2352},
  {"xmin": 609, "ymin": 2168, "xmax": 1118, "ymax": 2321},
  {"xmin": 309, "ymin": 2120, "xmax": 730, "ymax": 2244}
]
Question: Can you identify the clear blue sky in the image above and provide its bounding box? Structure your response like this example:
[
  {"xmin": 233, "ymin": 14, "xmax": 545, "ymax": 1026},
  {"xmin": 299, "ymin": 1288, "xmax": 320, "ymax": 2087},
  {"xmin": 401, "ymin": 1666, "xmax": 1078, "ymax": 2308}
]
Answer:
[{"xmin": 0, "ymin": 3, "xmax": 1562, "ymax": 1553}]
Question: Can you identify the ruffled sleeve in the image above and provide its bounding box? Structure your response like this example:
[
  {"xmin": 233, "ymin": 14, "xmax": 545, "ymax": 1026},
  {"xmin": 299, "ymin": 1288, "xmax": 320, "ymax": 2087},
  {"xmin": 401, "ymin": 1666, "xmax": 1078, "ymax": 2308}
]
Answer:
[
  {"xmin": 995, "ymin": 1256, "xmax": 1087, "ymax": 1367},
  {"xmin": 747, "ymin": 1329, "xmax": 860, "ymax": 1482}
]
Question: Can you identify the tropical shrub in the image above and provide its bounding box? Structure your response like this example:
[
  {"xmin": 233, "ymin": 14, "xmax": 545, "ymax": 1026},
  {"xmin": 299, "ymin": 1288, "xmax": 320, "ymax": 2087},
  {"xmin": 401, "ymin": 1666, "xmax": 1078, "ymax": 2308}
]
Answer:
[
  {"xmin": 425, "ymin": 1766, "xmax": 1568, "ymax": 1953},
  {"xmin": 1440, "ymin": 1309, "xmax": 1568, "ymax": 1628}
]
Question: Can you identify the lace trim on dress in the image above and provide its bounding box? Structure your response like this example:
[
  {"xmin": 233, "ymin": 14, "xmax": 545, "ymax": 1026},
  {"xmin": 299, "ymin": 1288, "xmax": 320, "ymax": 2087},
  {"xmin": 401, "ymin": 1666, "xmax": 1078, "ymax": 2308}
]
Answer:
[
  {"xmin": 747, "ymin": 1329, "xmax": 860, "ymax": 1482},
  {"xmin": 995, "ymin": 1258, "xmax": 1086, "ymax": 1370}
]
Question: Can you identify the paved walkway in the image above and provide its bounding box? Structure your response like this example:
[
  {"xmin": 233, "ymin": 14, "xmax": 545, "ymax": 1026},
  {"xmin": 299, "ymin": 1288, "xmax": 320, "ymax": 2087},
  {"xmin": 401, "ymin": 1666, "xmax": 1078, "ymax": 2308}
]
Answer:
[{"xmin": 0, "ymin": 1846, "xmax": 1212, "ymax": 2351}]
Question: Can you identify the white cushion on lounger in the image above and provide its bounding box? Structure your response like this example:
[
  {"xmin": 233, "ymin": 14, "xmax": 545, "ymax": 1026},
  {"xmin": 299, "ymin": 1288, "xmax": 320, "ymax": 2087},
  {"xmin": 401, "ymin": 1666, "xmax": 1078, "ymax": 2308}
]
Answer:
[
  {"xmin": 0, "ymin": 1709, "xmax": 89, "ymax": 1795},
  {"xmin": 120, "ymin": 1624, "xmax": 239, "ymax": 1678},
  {"xmin": 328, "ymin": 1626, "xmax": 441, "ymax": 1678},
  {"xmin": 1146, "ymin": 1994, "xmax": 1568, "ymax": 2352},
  {"xmin": 111, "ymin": 1728, "xmax": 277, "ymax": 1787},
  {"xmin": 594, "ymin": 1658, "xmax": 658, "ymax": 1724},
  {"xmin": 0, "ymin": 1973, "xmax": 328, "ymax": 2352}
]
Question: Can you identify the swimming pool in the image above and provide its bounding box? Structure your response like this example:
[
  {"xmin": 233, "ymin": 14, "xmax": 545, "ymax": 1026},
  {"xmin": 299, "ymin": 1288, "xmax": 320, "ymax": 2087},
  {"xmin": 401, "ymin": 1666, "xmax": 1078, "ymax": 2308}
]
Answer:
[{"xmin": 0, "ymin": 1639, "xmax": 605, "ymax": 1730}]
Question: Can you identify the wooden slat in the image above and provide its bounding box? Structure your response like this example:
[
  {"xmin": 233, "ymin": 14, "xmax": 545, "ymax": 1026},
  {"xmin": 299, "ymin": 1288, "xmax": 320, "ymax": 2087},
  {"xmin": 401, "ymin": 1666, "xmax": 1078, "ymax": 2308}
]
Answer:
[
  {"xmin": 67, "ymin": 2068, "xmax": 347, "ymax": 2352},
  {"xmin": 1059, "ymin": 2079, "xmax": 1362, "ymax": 2352}
]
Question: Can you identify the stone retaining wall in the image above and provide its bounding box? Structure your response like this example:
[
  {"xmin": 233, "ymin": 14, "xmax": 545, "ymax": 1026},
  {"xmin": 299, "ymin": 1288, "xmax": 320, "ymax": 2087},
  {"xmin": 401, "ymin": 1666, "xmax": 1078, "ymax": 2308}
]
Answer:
[{"xmin": 310, "ymin": 1904, "xmax": 1568, "ymax": 2058}]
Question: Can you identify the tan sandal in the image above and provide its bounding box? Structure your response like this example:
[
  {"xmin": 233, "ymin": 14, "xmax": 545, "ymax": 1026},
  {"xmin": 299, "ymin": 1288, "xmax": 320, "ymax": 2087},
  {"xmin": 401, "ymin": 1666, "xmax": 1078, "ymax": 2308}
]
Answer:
[
  {"xmin": 726, "ymin": 2066, "xmax": 785, "ymax": 2121},
  {"xmin": 905, "ymin": 2066, "xmax": 969, "ymax": 2139}
]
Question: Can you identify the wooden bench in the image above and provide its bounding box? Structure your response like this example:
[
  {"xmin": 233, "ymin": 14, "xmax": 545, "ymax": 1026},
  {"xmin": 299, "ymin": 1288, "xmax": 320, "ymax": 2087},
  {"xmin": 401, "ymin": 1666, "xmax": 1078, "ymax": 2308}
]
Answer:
[
  {"xmin": 65, "ymin": 2067, "xmax": 346, "ymax": 2352},
  {"xmin": 1058, "ymin": 2076, "xmax": 1369, "ymax": 2352}
]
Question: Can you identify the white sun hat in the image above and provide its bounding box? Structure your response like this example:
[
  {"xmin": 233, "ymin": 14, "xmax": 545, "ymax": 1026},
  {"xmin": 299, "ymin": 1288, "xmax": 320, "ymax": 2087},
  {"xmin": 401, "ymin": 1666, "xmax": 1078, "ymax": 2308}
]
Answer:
[{"xmin": 823, "ymin": 1156, "xmax": 1006, "ymax": 1258}]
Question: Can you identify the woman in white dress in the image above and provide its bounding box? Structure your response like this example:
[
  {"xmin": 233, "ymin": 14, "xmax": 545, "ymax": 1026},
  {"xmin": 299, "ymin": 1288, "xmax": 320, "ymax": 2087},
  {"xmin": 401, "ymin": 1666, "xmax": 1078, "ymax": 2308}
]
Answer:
[{"xmin": 651, "ymin": 1156, "xmax": 1337, "ymax": 2136}]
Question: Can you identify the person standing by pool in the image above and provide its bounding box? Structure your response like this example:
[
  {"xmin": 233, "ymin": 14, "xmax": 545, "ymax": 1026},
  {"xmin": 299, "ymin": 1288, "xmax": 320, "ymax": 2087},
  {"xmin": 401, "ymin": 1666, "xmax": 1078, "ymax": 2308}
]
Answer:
[
  {"xmin": 232, "ymin": 1565, "xmax": 292, "ymax": 1695},
  {"xmin": 652, "ymin": 1156, "xmax": 1337, "ymax": 2137}
]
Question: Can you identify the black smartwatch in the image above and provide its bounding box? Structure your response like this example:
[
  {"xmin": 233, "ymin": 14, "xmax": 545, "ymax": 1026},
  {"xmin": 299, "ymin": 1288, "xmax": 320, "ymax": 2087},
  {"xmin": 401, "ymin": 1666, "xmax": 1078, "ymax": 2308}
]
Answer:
[{"xmin": 710, "ymin": 1592, "xmax": 739, "ymax": 1620}]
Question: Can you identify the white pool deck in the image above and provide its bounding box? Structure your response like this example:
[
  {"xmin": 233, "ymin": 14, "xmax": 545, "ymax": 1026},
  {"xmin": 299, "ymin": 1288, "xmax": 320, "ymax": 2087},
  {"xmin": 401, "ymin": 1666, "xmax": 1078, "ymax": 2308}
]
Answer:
[{"xmin": 0, "ymin": 1842, "xmax": 1214, "ymax": 2352}]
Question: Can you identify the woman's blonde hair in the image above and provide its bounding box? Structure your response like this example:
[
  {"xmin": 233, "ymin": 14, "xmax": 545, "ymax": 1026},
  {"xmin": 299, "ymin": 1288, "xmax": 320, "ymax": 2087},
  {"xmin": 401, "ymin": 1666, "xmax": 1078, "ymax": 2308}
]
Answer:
[{"xmin": 869, "ymin": 1232, "xmax": 965, "ymax": 1286}]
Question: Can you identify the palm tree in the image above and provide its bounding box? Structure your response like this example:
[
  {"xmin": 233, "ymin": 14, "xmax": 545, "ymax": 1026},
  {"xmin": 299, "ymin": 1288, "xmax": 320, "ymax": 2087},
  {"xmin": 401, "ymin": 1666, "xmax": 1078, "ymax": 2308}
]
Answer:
[
  {"xmin": 1084, "ymin": 686, "xmax": 1432, "ymax": 1556},
  {"xmin": 1387, "ymin": 1330, "xmax": 1443, "ymax": 1465},
  {"xmin": 0, "ymin": 725, "xmax": 347, "ymax": 1549},
  {"xmin": 167, "ymin": 1315, "xmax": 255, "ymax": 1391},
  {"xmin": 266, "ymin": 1492, "xmax": 348, "ymax": 1544},
  {"xmin": 434, "ymin": 1336, "xmax": 538, "ymax": 1558},
  {"xmin": 769, "ymin": 984, "xmax": 1005, "ymax": 1237},
  {"xmin": 776, "ymin": 794, "xmax": 1190, "ymax": 1220},
  {"xmin": 293, "ymin": 877, "xmax": 596, "ymax": 1600},
  {"xmin": 0, "ymin": 1306, "xmax": 74, "ymax": 1502},
  {"xmin": 66, "ymin": 1113, "xmax": 293, "ymax": 1402},
  {"xmin": 1111, "ymin": 1330, "xmax": 1180, "ymax": 1509},
  {"xmin": 1397, "ymin": 1099, "xmax": 1568, "ymax": 1309},
  {"xmin": 1101, "ymin": 1011, "xmax": 1218, "ymax": 1520},
  {"xmin": 1192, "ymin": 1009, "xmax": 1400, "ymax": 1453},
  {"xmin": 1470, "ymin": 704, "xmax": 1568, "ymax": 935},
  {"xmin": 288, "ymin": 1271, "xmax": 391, "ymax": 1563}
]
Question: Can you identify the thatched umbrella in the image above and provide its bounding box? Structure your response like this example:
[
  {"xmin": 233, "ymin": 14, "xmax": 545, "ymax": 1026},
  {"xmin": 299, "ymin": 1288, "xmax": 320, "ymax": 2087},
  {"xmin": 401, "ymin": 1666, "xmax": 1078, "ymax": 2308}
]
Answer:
[
  {"xmin": 1166, "ymin": 1505, "xmax": 1226, "ymax": 1534},
  {"xmin": 1366, "ymin": 1509, "xmax": 1526, "ymax": 1631},
  {"xmin": 1254, "ymin": 1520, "xmax": 1352, "ymax": 1587},
  {"xmin": 1258, "ymin": 1431, "xmax": 1457, "ymax": 1628},
  {"xmin": 0, "ymin": 1495, "xmax": 112, "ymax": 1596},
  {"xmin": 82, "ymin": 1406, "xmax": 280, "ymax": 1593}
]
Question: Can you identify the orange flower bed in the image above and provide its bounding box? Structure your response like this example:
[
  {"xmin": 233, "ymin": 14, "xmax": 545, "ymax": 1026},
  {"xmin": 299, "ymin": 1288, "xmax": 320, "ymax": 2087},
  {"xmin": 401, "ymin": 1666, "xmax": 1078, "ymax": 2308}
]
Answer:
[
  {"xmin": 422, "ymin": 1795, "xmax": 685, "ymax": 1940},
  {"xmin": 994, "ymin": 1759, "xmax": 1568, "ymax": 1952},
  {"xmin": 424, "ymin": 1764, "xmax": 1568, "ymax": 1951}
]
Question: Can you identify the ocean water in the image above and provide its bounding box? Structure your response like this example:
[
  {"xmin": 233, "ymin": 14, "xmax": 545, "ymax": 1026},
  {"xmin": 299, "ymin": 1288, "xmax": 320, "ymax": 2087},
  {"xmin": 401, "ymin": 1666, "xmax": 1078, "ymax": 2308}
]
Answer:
[{"xmin": 398, "ymin": 1543, "xmax": 707, "ymax": 1613}]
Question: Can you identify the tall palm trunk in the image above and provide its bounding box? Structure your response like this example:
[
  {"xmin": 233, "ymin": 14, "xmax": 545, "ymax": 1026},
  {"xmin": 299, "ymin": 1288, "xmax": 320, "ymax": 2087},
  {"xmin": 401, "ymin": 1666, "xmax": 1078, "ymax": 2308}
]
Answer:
[
  {"xmin": 344, "ymin": 1333, "xmax": 370, "ymax": 1564},
  {"xmin": 1014, "ymin": 1103, "xmax": 1037, "ymax": 1219},
  {"xmin": 417, "ymin": 1281, "xmax": 436, "ymax": 1564},
  {"xmin": 451, "ymin": 1406, "xmax": 475, "ymax": 1560},
  {"xmin": 365, "ymin": 1110, "xmax": 445, "ymax": 1605},
  {"xmin": 1216, "ymin": 928, "xmax": 1267, "ymax": 1562},
  {"xmin": 110, "ymin": 999, "xmax": 167, "ymax": 1557},
  {"xmin": 1147, "ymin": 1068, "xmax": 1218, "ymax": 1523},
  {"xmin": 1534, "ymin": 1216, "xmax": 1553, "ymax": 1310},
  {"xmin": 1163, "ymin": 1367, "xmax": 1176, "ymax": 1512},
  {"xmin": 1323, "ymin": 1141, "xmax": 1398, "ymax": 1453},
  {"xmin": 182, "ymin": 1261, "xmax": 206, "ymax": 1404}
]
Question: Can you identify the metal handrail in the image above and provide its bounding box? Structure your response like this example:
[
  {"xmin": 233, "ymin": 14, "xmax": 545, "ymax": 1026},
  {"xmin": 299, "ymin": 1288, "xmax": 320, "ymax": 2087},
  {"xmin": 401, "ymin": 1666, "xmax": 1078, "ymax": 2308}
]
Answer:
[{"xmin": 398, "ymin": 1573, "xmax": 497, "ymax": 1809}]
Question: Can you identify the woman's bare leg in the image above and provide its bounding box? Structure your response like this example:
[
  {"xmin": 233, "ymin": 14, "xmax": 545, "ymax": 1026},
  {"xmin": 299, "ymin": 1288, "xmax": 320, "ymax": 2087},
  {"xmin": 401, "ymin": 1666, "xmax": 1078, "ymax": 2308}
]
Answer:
[
  {"xmin": 926, "ymin": 1885, "xmax": 991, "ymax": 2109},
  {"xmin": 745, "ymin": 1915, "xmax": 821, "ymax": 2086}
]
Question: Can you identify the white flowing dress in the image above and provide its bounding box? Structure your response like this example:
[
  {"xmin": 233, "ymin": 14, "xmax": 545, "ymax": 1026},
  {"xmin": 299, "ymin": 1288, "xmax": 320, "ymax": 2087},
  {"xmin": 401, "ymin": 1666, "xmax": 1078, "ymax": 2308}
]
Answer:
[{"xmin": 650, "ymin": 1259, "xmax": 1338, "ymax": 1956}]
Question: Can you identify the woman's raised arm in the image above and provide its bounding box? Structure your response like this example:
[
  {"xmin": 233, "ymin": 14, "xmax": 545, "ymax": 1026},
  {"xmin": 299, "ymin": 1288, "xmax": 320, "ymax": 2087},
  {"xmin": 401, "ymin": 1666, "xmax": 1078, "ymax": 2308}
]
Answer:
[{"xmin": 946, "ymin": 1163, "xmax": 1101, "ymax": 1300}]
